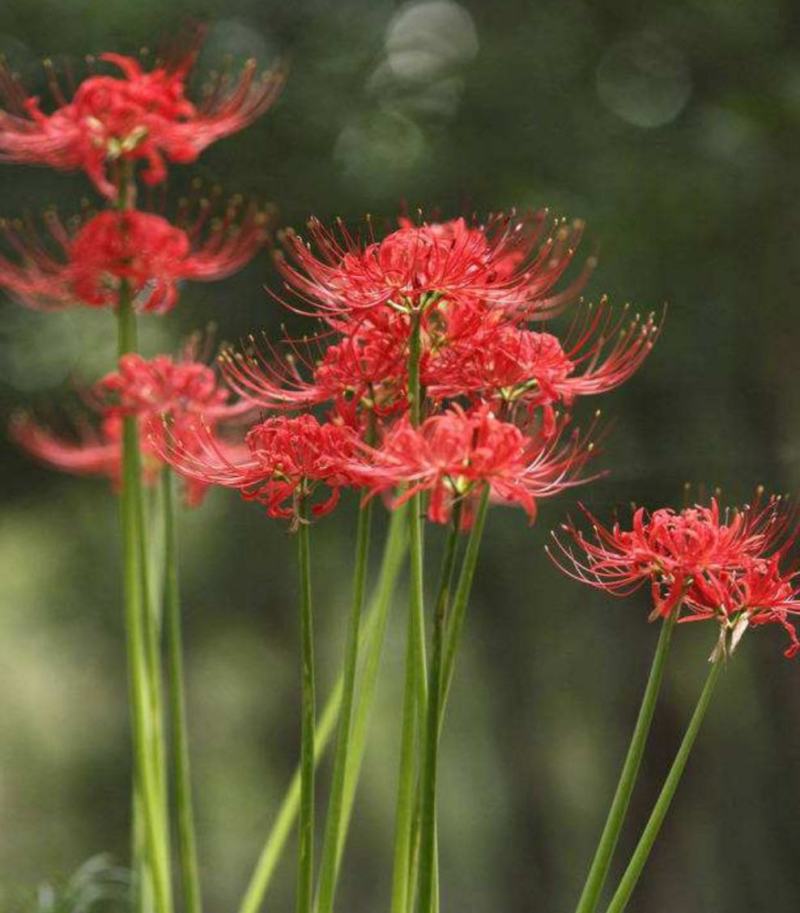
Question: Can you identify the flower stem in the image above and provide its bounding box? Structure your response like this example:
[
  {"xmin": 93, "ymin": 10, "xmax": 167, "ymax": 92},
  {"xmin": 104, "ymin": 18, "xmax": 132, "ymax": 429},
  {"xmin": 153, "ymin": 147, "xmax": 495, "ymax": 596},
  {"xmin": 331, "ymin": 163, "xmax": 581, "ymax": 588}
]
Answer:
[
  {"xmin": 316, "ymin": 497, "xmax": 374, "ymax": 913},
  {"xmin": 604, "ymin": 658, "xmax": 723, "ymax": 913},
  {"xmin": 162, "ymin": 469, "xmax": 202, "ymax": 913},
  {"xmin": 236, "ymin": 506, "xmax": 407, "ymax": 913},
  {"xmin": 573, "ymin": 611, "xmax": 677, "ymax": 913},
  {"xmin": 296, "ymin": 497, "xmax": 316, "ymax": 913},
  {"xmin": 117, "ymin": 295, "xmax": 172, "ymax": 913},
  {"xmin": 391, "ymin": 312, "xmax": 429, "ymax": 913},
  {"xmin": 439, "ymin": 486, "xmax": 490, "ymax": 725},
  {"xmin": 417, "ymin": 506, "xmax": 462, "ymax": 913},
  {"xmin": 336, "ymin": 502, "xmax": 409, "ymax": 867}
]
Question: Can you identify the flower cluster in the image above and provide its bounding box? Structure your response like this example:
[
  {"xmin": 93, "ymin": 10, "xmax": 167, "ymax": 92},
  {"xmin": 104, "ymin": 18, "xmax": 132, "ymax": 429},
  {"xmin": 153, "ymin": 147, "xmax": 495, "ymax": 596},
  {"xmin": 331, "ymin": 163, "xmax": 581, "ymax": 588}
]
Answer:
[
  {"xmin": 0, "ymin": 196, "xmax": 269, "ymax": 313},
  {"xmin": 0, "ymin": 38, "xmax": 284, "ymax": 198},
  {"xmin": 550, "ymin": 494, "xmax": 800, "ymax": 657},
  {"xmin": 13, "ymin": 344, "xmax": 251, "ymax": 506},
  {"xmin": 160, "ymin": 412, "xmax": 360, "ymax": 522},
  {"xmin": 159, "ymin": 211, "xmax": 656, "ymax": 526}
]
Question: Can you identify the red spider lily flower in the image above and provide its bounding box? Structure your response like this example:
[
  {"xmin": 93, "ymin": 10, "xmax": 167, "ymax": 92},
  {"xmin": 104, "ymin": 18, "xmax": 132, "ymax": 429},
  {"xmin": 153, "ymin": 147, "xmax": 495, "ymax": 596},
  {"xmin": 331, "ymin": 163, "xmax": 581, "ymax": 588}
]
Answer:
[
  {"xmin": 0, "ymin": 202, "xmax": 268, "ymax": 313},
  {"xmin": 356, "ymin": 404, "xmax": 600, "ymax": 529},
  {"xmin": 276, "ymin": 211, "xmax": 594, "ymax": 321},
  {"xmin": 0, "ymin": 41, "xmax": 285, "ymax": 198},
  {"xmin": 154, "ymin": 413, "xmax": 362, "ymax": 522},
  {"xmin": 219, "ymin": 323, "xmax": 410, "ymax": 427},
  {"xmin": 98, "ymin": 350, "xmax": 252, "ymax": 424},
  {"xmin": 10, "ymin": 411, "xmax": 136, "ymax": 482},
  {"xmin": 682, "ymin": 556, "xmax": 800, "ymax": 659},
  {"xmin": 7, "ymin": 411, "xmax": 227, "ymax": 503},
  {"xmin": 548, "ymin": 493, "xmax": 797, "ymax": 622},
  {"xmin": 428, "ymin": 300, "xmax": 660, "ymax": 412},
  {"xmin": 11, "ymin": 340, "xmax": 252, "ymax": 507}
]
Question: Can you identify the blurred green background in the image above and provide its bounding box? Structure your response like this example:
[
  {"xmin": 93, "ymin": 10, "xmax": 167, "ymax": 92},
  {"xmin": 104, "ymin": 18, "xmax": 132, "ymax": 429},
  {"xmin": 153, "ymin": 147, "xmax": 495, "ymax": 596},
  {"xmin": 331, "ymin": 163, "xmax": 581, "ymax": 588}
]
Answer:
[{"xmin": 2, "ymin": 0, "xmax": 800, "ymax": 910}]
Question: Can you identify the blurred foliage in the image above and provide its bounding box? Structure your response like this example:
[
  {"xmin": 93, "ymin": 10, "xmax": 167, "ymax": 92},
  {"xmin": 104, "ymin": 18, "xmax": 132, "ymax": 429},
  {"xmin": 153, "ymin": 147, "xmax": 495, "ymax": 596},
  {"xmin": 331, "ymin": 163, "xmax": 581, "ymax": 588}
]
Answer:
[
  {"xmin": 1, "ymin": 1, "xmax": 800, "ymax": 912},
  {"xmin": 23, "ymin": 855, "xmax": 129, "ymax": 913}
]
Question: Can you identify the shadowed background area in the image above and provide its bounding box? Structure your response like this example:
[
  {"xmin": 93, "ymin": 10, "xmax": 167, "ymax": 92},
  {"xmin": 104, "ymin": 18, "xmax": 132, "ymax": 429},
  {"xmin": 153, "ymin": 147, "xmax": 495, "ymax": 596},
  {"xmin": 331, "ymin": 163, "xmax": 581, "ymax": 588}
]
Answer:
[{"xmin": 1, "ymin": 0, "xmax": 800, "ymax": 910}]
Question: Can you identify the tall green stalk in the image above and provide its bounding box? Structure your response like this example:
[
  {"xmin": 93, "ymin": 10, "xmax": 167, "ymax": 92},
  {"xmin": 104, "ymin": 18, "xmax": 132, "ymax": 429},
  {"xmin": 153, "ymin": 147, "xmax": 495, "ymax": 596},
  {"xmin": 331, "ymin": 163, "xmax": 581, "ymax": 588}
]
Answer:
[
  {"xmin": 604, "ymin": 659, "xmax": 723, "ymax": 913},
  {"xmin": 573, "ymin": 611, "xmax": 678, "ymax": 913},
  {"xmin": 236, "ymin": 506, "xmax": 408, "ymax": 913},
  {"xmin": 117, "ymin": 295, "xmax": 172, "ymax": 913},
  {"xmin": 335, "ymin": 502, "xmax": 409, "ymax": 867},
  {"xmin": 391, "ymin": 310, "xmax": 428, "ymax": 913},
  {"xmin": 440, "ymin": 486, "xmax": 490, "ymax": 723},
  {"xmin": 296, "ymin": 497, "xmax": 316, "ymax": 913},
  {"xmin": 316, "ymin": 498, "xmax": 374, "ymax": 913},
  {"xmin": 416, "ymin": 505, "xmax": 462, "ymax": 913},
  {"xmin": 162, "ymin": 470, "xmax": 202, "ymax": 913}
]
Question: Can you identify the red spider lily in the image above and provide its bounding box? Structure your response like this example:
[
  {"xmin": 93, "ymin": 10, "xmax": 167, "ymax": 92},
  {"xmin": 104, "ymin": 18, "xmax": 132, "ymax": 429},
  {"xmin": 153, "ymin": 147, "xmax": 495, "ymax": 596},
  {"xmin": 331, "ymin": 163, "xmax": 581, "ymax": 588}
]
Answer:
[
  {"xmin": 428, "ymin": 300, "xmax": 660, "ymax": 412},
  {"xmin": 276, "ymin": 211, "xmax": 594, "ymax": 320},
  {"xmin": 356, "ymin": 404, "xmax": 600, "ymax": 528},
  {"xmin": 98, "ymin": 350, "xmax": 252, "ymax": 424},
  {"xmin": 0, "ymin": 41, "xmax": 284, "ymax": 198},
  {"xmin": 219, "ymin": 323, "xmax": 410, "ymax": 427},
  {"xmin": 0, "ymin": 202, "xmax": 268, "ymax": 313},
  {"xmin": 549, "ymin": 493, "xmax": 799, "ymax": 625},
  {"xmin": 11, "ymin": 411, "xmax": 138, "ymax": 482},
  {"xmin": 8, "ymin": 411, "xmax": 223, "ymax": 504},
  {"xmin": 682, "ymin": 556, "xmax": 800, "ymax": 659},
  {"xmin": 11, "ymin": 342, "xmax": 252, "ymax": 507},
  {"xmin": 154, "ymin": 413, "xmax": 362, "ymax": 522}
]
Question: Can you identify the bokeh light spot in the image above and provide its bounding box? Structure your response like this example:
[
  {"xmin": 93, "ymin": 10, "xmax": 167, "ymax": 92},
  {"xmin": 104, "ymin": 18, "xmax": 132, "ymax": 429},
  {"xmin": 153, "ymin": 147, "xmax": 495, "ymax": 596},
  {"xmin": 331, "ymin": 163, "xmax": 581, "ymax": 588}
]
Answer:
[{"xmin": 596, "ymin": 35, "xmax": 691, "ymax": 128}]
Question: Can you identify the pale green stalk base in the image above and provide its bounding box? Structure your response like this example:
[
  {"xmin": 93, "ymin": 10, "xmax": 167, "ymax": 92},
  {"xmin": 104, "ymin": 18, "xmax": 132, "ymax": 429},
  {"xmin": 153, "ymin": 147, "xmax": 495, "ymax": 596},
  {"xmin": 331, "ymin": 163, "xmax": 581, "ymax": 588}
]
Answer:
[
  {"xmin": 296, "ymin": 504, "xmax": 316, "ymax": 913},
  {"xmin": 117, "ymin": 298, "xmax": 173, "ymax": 913},
  {"xmin": 163, "ymin": 470, "xmax": 202, "ymax": 913},
  {"xmin": 316, "ymin": 499, "xmax": 374, "ymax": 913},
  {"xmin": 574, "ymin": 612, "xmax": 678, "ymax": 913},
  {"xmin": 604, "ymin": 659, "xmax": 723, "ymax": 913},
  {"xmin": 416, "ymin": 509, "xmax": 462, "ymax": 913},
  {"xmin": 336, "ymin": 504, "xmax": 409, "ymax": 867},
  {"xmin": 389, "ymin": 575, "xmax": 423, "ymax": 913}
]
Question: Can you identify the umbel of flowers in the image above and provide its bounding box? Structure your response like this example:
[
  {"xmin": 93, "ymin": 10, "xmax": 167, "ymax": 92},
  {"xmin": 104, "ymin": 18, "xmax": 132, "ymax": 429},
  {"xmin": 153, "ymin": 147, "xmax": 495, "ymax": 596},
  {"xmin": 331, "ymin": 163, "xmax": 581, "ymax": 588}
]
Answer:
[
  {"xmin": 547, "ymin": 491, "xmax": 800, "ymax": 913},
  {"xmin": 1, "ymin": 29, "xmax": 279, "ymax": 913},
  {"xmin": 154, "ymin": 206, "xmax": 658, "ymax": 913},
  {"xmin": 2, "ymin": 25, "xmax": 796, "ymax": 913}
]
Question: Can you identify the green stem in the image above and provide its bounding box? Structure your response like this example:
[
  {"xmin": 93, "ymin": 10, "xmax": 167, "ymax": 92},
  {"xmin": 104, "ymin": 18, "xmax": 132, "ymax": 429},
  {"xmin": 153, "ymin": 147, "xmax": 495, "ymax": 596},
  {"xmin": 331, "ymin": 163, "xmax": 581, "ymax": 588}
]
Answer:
[
  {"xmin": 604, "ymin": 659, "xmax": 723, "ymax": 913},
  {"xmin": 390, "ymin": 591, "xmax": 423, "ymax": 913},
  {"xmin": 118, "ymin": 298, "xmax": 172, "ymax": 913},
  {"xmin": 417, "ymin": 508, "xmax": 462, "ymax": 913},
  {"xmin": 573, "ymin": 611, "xmax": 678, "ymax": 913},
  {"xmin": 336, "ymin": 502, "xmax": 409, "ymax": 865},
  {"xmin": 316, "ymin": 498, "xmax": 374, "ymax": 913},
  {"xmin": 440, "ymin": 486, "xmax": 490, "ymax": 724},
  {"xmin": 296, "ymin": 498, "xmax": 316, "ymax": 913},
  {"xmin": 162, "ymin": 470, "xmax": 202, "ymax": 913},
  {"xmin": 138, "ymin": 438, "xmax": 168, "ymax": 826},
  {"xmin": 391, "ymin": 311, "xmax": 428, "ymax": 913},
  {"xmin": 133, "ymin": 781, "xmax": 155, "ymax": 913},
  {"xmin": 236, "ymin": 507, "xmax": 407, "ymax": 913}
]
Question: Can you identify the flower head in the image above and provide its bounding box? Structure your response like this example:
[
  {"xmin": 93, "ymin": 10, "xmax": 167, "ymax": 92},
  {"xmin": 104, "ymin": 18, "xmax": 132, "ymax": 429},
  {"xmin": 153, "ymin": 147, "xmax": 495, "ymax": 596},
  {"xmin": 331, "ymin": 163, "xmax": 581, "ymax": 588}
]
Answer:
[
  {"xmin": 0, "ymin": 200, "xmax": 268, "ymax": 313},
  {"xmin": 155, "ymin": 413, "xmax": 361, "ymax": 522},
  {"xmin": 277, "ymin": 211, "xmax": 593, "ymax": 321},
  {"xmin": 98, "ymin": 349, "xmax": 250, "ymax": 423},
  {"xmin": 11, "ymin": 341, "xmax": 250, "ymax": 507},
  {"xmin": 0, "ymin": 40, "xmax": 284, "ymax": 198},
  {"xmin": 219, "ymin": 322, "xmax": 410, "ymax": 429},
  {"xmin": 684, "ymin": 556, "xmax": 800, "ymax": 659},
  {"xmin": 357, "ymin": 404, "xmax": 599, "ymax": 528},
  {"xmin": 428, "ymin": 299, "xmax": 660, "ymax": 413},
  {"xmin": 549, "ymin": 492, "xmax": 800, "ymax": 656}
]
